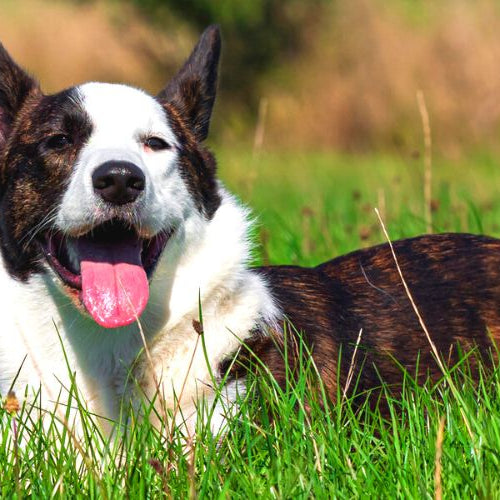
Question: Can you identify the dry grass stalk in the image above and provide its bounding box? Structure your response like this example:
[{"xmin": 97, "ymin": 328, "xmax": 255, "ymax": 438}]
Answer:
[
  {"xmin": 120, "ymin": 278, "xmax": 203, "ymax": 441},
  {"xmin": 167, "ymin": 321, "xmax": 202, "ymax": 440},
  {"xmin": 417, "ymin": 90, "xmax": 433, "ymax": 234},
  {"xmin": 377, "ymin": 188, "xmax": 386, "ymax": 227},
  {"xmin": 434, "ymin": 416, "xmax": 445, "ymax": 500},
  {"xmin": 121, "ymin": 279, "xmax": 207, "ymax": 495},
  {"xmin": 342, "ymin": 328, "xmax": 363, "ymax": 401},
  {"xmin": 4, "ymin": 391, "xmax": 21, "ymax": 496},
  {"xmin": 374, "ymin": 208, "xmax": 474, "ymax": 440},
  {"xmin": 119, "ymin": 273, "xmax": 168, "ymax": 428},
  {"xmin": 253, "ymin": 97, "xmax": 268, "ymax": 155}
]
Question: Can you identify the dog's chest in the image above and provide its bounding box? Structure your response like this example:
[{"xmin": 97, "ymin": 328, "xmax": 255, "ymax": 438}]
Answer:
[
  {"xmin": 130, "ymin": 281, "xmax": 273, "ymax": 415},
  {"xmin": 132, "ymin": 320, "xmax": 233, "ymax": 413}
]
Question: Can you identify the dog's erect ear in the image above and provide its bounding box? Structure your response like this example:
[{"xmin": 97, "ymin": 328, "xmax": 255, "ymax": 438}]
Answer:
[
  {"xmin": 0, "ymin": 43, "xmax": 38, "ymax": 150},
  {"xmin": 157, "ymin": 25, "xmax": 221, "ymax": 142}
]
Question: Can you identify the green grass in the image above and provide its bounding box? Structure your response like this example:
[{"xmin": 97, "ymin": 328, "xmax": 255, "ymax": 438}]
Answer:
[{"xmin": 2, "ymin": 150, "xmax": 500, "ymax": 497}]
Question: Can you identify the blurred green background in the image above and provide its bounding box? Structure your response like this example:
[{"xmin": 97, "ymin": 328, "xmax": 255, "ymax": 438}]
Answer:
[
  {"xmin": 4, "ymin": 0, "xmax": 500, "ymax": 154},
  {"xmin": 3, "ymin": 0, "xmax": 500, "ymax": 264}
]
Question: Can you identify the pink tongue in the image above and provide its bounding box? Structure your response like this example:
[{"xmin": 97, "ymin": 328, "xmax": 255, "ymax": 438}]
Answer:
[{"xmin": 78, "ymin": 238, "xmax": 149, "ymax": 328}]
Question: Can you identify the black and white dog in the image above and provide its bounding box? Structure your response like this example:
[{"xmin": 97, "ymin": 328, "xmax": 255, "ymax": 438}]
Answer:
[{"xmin": 1, "ymin": 26, "xmax": 500, "ymax": 433}]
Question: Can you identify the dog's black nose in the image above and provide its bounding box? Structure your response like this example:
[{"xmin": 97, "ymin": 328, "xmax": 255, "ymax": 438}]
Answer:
[{"xmin": 92, "ymin": 161, "xmax": 145, "ymax": 205}]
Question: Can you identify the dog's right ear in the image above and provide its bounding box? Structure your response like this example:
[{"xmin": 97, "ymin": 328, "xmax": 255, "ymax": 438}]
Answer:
[
  {"xmin": 0, "ymin": 43, "xmax": 38, "ymax": 150},
  {"xmin": 157, "ymin": 25, "xmax": 221, "ymax": 142}
]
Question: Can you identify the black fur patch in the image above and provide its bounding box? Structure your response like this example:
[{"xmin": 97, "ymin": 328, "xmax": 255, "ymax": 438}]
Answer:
[
  {"xmin": 163, "ymin": 102, "xmax": 221, "ymax": 219},
  {"xmin": 0, "ymin": 43, "xmax": 38, "ymax": 149},
  {"xmin": 157, "ymin": 25, "xmax": 221, "ymax": 143}
]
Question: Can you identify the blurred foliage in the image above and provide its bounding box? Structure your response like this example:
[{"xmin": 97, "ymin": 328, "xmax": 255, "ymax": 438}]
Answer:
[
  {"xmin": 121, "ymin": 0, "xmax": 325, "ymax": 108},
  {"xmin": 17, "ymin": 0, "xmax": 500, "ymax": 154}
]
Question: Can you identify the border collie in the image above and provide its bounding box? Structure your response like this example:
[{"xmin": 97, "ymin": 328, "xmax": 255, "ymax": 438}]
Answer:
[{"xmin": 0, "ymin": 26, "xmax": 499, "ymax": 433}]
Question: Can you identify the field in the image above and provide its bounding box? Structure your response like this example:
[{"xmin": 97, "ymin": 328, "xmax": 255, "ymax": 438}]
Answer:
[{"xmin": 2, "ymin": 149, "xmax": 500, "ymax": 497}]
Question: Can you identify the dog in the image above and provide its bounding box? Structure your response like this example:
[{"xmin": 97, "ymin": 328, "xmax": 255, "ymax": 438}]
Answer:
[{"xmin": 0, "ymin": 25, "xmax": 499, "ymax": 435}]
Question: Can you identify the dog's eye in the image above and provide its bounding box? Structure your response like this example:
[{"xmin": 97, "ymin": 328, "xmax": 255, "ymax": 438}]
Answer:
[
  {"xmin": 45, "ymin": 134, "xmax": 72, "ymax": 150},
  {"xmin": 144, "ymin": 137, "xmax": 171, "ymax": 152}
]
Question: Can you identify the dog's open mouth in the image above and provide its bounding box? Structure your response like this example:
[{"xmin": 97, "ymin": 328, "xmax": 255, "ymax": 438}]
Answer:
[{"xmin": 40, "ymin": 220, "xmax": 171, "ymax": 329}]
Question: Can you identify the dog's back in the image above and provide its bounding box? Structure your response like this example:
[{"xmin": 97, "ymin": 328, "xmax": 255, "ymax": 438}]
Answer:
[{"xmin": 251, "ymin": 233, "xmax": 500, "ymax": 400}]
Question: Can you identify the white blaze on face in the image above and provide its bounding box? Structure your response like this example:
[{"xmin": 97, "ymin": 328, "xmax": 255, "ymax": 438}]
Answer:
[{"xmin": 78, "ymin": 82, "xmax": 177, "ymax": 150}]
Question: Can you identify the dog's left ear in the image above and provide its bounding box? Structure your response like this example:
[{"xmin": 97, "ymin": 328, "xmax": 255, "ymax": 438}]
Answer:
[
  {"xmin": 157, "ymin": 25, "xmax": 221, "ymax": 142},
  {"xmin": 0, "ymin": 43, "xmax": 38, "ymax": 151}
]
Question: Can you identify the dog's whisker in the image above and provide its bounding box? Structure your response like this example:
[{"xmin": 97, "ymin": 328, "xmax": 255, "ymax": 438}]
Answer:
[{"xmin": 19, "ymin": 207, "xmax": 59, "ymax": 248}]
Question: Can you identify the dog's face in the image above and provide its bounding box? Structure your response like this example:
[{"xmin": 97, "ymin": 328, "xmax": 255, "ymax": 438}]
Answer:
[{"xmin": 0, "ymin": 26, "xmax": 222, "ymax": 328}]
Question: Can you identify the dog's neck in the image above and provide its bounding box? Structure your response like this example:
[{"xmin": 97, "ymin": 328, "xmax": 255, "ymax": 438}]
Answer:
[{"xmin": 146, "ymin": 185, "xmax": 277, "ymax": 335}]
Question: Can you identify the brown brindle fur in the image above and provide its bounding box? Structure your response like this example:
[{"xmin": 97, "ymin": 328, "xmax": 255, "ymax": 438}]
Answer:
[
  {"xmin": 224, "ymin": 233, "xmax": 500, "ymax": 406},
  {"xmin": 160, "ymin": 101, "xmax": 221, "ymax": 219},
  {"xmin": 0, "ymin": 89, "xmax": 93, "ymax": 279}
]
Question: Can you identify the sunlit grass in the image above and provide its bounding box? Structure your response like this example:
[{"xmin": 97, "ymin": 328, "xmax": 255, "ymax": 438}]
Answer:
[
  {"xmin": 218, "ymin": 150, "xmax": 500, "ymax": 263},
  {"xmin": 2, "ymin": 336, "xmax": 500, "ymax": 497}
]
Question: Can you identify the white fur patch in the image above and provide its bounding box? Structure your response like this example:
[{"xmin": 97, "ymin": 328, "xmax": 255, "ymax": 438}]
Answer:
[{"xmin": 129, "ymin": 188, "xmax": 280, "ymax": 420}]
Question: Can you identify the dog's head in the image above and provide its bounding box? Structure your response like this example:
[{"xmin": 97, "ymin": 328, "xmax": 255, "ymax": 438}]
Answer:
[{"xmin": 0, "ymin": 26, "xmax": 222, "ymax": 328}]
